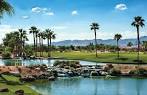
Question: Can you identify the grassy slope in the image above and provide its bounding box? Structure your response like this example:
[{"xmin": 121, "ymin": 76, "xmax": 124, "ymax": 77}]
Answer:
[
  {"xmin": 0, "ymin": 75, "xmax": 39, "ymax": 95},
  {"xmin": 50, "ymin": 51, "xmax": 147, "ymax": 64}
]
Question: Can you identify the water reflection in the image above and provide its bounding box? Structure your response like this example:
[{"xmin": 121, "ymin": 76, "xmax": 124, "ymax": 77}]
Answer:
[
  {"xmin": 2, "ymin": 59, "xmax": 23, "ymax": 66},
  {"xmin": 0, "ymin": 59, "xmax": 56, "ymax": 66},
  {"xmin": 0, "ymin": 59, "xmax": 104, "ymax": 66},
  {"xmin": 31, "ymin": 77, "xmax": 147, "ymax": 95}
]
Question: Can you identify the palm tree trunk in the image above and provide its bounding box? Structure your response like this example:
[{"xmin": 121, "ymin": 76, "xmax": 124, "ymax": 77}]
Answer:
[
  {"xmin": 49, "ymin": 38, "xmax": 52, "ymax": 57},
  {"xmin": 137, "ymin": 26, "xmax": 140, "ymax": 63},
  {"xmin": 94, "ymin": 30, "xmax": 98, "ymax": 57},
  {"xmin": 22, "ymin": 39, "xmax": 25, "ymax": 58},
  {"xmin": 21, "ymin": 38, "xmax": 23, "ymax": 58},
  {"xmin": 117, "ymin": 40, "xmax": 119, "ymax": 59},
  {"xmin": 39, "ymin": 37, "xmax": 41, "ymax": 57},
  {"xmin": 47, "ymin": 38, "xmax": 50, "ymax": 57},
  {"xmin": 33, "ymin": 34, "xmax": 36, "ymax": 56},
  {"xmin": 42, "ymin": 38, "xmax": 43, "ymax": 57},
  {"xmin": 35, "ymin": 34, "xmax": 38, "ymax": 57}
]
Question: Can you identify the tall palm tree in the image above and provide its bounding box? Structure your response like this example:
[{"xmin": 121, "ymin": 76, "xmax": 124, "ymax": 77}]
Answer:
[
  {"xmin": 29, "ymin": 26, "xmax": 39, "ymax": 57},
  {"xmin": 131, "ymin": 16, "xmax": 145, "ymax": 62},
  {"xmin": 18, "ymin": 29, "xmax": 28, "ymax": 57},
  {"xmin": 90, "ymin": 23, "xmax": 99, "ymax": 57},
  {"xmin": 40, "ymin": 32, "xmax": 46, "ymax": 57},
  {"xmin": 0, "ymin": 0, "xmax": 14, "ymax": 18},
  {"xmin": 38, "ymin": 32, "xmax": 42, "ymax": 57},
  {"xmin": 114, "ymin": 34, "xmax": 122, "ymax": 59},
  {"xmin": 45, "ymin": 29, "xmax": 56, "ymax": 57}
]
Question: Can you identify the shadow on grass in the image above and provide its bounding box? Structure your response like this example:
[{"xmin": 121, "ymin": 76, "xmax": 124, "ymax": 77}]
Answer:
[
  {"xmin": 115, "ymin": 58, "xmax": 128, "ymax": 61},
  {"xmin": 6, "ymin": 81, "xmax": 22, "ymax": 85},
  {"xmin": 133, "ymin": 60, "xmax": 145, "ymax": 64}
]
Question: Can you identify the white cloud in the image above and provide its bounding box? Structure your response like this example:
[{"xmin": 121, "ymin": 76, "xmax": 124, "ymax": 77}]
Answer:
[
  {"xmin": 115, "ymin": 4, "xmax": 127, "ymax": 11},
  {"xmin": 71, "ymin": 10, "xmax": 78, "ymax": 15},
  {"xmin": 45, "ymin": 12, "xmax": 54, "ymax": 16},
  {"xmin": 22, "ymin": 15, "xmax": 29, "ymax": 19},
  {"xmin": 32, "ymin": 7, "xmax": 42, "ymax": 13},
  {"xmin": 31, "ymin": 7, "xmax": 54, "ymax": 16}
]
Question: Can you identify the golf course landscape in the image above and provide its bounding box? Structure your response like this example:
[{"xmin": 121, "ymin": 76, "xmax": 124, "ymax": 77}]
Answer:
[{"xmin": 1, "ymin": 0, "xmax": 147, "ymax": 95}]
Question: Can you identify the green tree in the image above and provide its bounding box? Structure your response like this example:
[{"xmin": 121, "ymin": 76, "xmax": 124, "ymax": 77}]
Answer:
[
  {"xmin": 131, "ymin": 16, "xmax": 145, "ymax": 62},
  {"xmin": 142, "ymin": 41, "xmax": 147, "ymax": 52},
  {"xmin": 127, "ymin": 42, "xmax": 133, "ymax": 47},
  {"xmin": 18, "ymin": 29, "xmax": 28, "ymax": 57},
  {"xmin": 3, "ymin": 31, "xmax": 21, "ymax": 57},
  {"xmin": 45, "ymin": 29, "xmax": 56, "ymax": 57},
  {"xmin": 29, "ymin": 26, "xmax": 39, "ymax": 57},
  {"xmin": 90, "ymin": 23, "xmax": 99, "ymax": 57},
  {"xmin": 114, "ymin": 34, "xmax": 122, "ymax": 59},
  {"xmin": 38, "ymin": 32, "xmax": 42, "ymax": 57},
  {"xmin": 0, "ymin": 0, "xmax": 14, "ymax": 18},
  {"xmin": 40, "ymin": 32, "xmax": 46, "ymax": 57}
]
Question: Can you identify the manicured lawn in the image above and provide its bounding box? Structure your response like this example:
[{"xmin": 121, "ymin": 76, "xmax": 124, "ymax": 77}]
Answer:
[
  {"xmin": 0, "ymin": 75, "xmax": 39, "ymax": 95},
  {"xmin": 39, "ymin": 51, "xmax": 147, "ymax": 64}
]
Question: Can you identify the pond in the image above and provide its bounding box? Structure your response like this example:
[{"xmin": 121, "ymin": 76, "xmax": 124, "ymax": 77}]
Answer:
[
  {"xmin": 0, "ymin": 59, "xmax": 147, "ymax": 95},
  {"xmin": 31, "ymin": 77, "xmax": 147, "ymax": 95},
  {"xmin": 0, "ymin": 59, "xmax": 105, "ymax": 66}
]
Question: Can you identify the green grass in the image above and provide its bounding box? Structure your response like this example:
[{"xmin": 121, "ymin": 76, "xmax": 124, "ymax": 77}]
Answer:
[
  {"xmin": 0, "ymin": 75, "xmax": 39, "ymax": 95},
  {"xmin": 39, "ymin": 51, "xmax": 147, "ymax": 64}
]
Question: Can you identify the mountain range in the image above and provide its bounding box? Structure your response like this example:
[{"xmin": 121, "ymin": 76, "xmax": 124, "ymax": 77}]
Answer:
[{"xmin": 52, "ymin": 36, "xmax": 147, "ymax": 46}]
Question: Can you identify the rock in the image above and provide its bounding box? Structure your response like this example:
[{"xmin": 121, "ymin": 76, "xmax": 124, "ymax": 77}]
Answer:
[
  {"xmin": 20, "ymin": 75, "xmax": 35, "ymax": 82},
  {"xmin": 48, "ymin": 76, "xmax": 55, "ymax": 81},
  {"xmin": 15, "ymin": 90, "xmax": 24, "ymax": 95},
  {"xmin": 90, "ymin": 71, "xmax": 99, "ymax": 76},
  {"xmin": 0, "ymin": 88, "xmax": 9, "ymax": 92}
]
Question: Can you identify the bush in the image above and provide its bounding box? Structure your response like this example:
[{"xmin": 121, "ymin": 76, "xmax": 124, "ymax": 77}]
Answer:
[{"xmin": 2, "ymin": 52, "xmax": 11, "ymax": 59}]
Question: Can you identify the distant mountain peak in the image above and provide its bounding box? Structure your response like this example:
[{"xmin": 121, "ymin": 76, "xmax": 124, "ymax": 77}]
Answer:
[{"xmin": 52, "ymin": 36, "xmax": 147, "ymax": 46}]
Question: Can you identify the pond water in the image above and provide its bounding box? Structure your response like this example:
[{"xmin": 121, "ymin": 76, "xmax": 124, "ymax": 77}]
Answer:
[
  {"xmin": 31, "ymin": 77, "xmax": 147, "ymax": 95},
  {"xmin": 0, "ymin": 59, "xmax": 105, "ymax": 66},
  {"xmin": 0, "ymin": 59, "xmax": 147, "ymax": 95}
]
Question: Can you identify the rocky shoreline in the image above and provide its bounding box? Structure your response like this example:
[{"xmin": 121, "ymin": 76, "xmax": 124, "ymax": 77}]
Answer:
[{"xmin": 1, "ymin": 61, "xmax": 147, "ymax": 83}]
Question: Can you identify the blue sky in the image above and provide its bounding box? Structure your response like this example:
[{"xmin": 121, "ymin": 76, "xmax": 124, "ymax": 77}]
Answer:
[{"xmin": 0, "ymin": 0, "xmax": 147, "ymax": 43}]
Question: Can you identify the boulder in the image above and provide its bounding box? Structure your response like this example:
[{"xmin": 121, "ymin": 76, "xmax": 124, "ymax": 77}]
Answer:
[
  {"xmin": 20, "ymin": 75, "xmax": 35, "ymax": 82},
  {"xmin": 48, "ymin": 76, "xmax": 56, "ymax": 81},
  {"xmin": 90, "ymin": 71, "xmax": 99, "ymax": 76}
]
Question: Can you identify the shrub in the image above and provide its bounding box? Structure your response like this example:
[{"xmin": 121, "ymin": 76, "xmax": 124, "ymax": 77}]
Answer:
[{"xmin": 2, "ymin": 51, "xmax": 11, "ymax": 59}]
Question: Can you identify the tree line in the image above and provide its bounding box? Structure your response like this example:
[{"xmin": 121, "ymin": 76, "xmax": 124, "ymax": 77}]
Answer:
[{"xmin": 2, "ymin": 27, "xmax": 56, "ymax": 58}]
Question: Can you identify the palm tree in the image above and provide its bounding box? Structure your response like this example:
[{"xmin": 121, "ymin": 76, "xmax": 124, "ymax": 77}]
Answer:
[
  {"xmin": 18, "ymin": 29, "xmax": 28, "ymax": 57},
  {"xmin": 40, "ymin": 32, "xmax": 46, "ymax": 57},
  {"xmin": 29, "ymin": 26, "xmax": 39, "ymax": 57},
  {"xmin": 38, "ymin": 32, "xmax": 42, "ymax": 57},
  {"xmin": 131, "ymin": 16, "xmax": 145, "ymax": 62},
  {"xmin": 90, "ymin": 23, "xmax": 99, "ymax": 57},
  {"xmin": 0, "ymin": 0, "xmax": 14, "ymax": 18},
  {"xmin": 114, "ymin": 34, "xmax": 122, "ymax": 59},
  {"xmin": 45, "ymin": 29, "xmax": 56, "ymax": 57}
]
